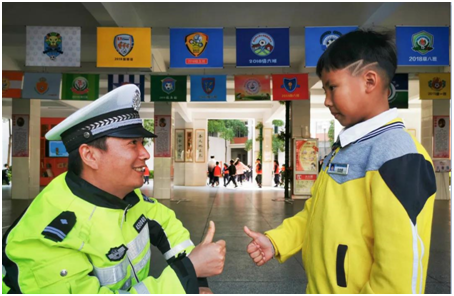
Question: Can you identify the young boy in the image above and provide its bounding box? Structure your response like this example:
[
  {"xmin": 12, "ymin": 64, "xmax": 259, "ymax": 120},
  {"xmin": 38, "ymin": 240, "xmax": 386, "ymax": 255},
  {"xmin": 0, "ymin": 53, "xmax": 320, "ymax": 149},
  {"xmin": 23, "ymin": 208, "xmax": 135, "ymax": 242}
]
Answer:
[
  {"xmin": 212, "ymin": 162, "xmax": 221, "ymax": 187},
  {"xmin": 255, "ymin": 158, "xmax": 262, "ymax": 188},
  {"xmin": 244, "ymin": 30, "xmax": 436, "ymax": 294}
]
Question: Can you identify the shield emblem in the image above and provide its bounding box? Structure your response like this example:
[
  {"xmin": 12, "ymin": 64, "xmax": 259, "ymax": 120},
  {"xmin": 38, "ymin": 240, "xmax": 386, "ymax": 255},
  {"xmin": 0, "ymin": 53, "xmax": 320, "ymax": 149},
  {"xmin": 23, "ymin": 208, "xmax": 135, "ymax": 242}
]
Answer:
[
  {"xmin": 35, "ymin": 77, "xmax": 49, "ymax": 95},
  {"xmin": 283, "ymin": 78, "xmax": 298, "ymax": 93},
  {"xmin": 185, "ymin": 32, "xmax": 208, "ymax": 57},
  {"xmin": 202, "ymin": 78, "xmax": 215, "ymax": 94},
  {"xmin": 114, "ymin": 34, "xmax": 134, "ymax": 57},
  {"xmin": 162, "ymin": 77, "xmax": 176, "ymax": 94}
]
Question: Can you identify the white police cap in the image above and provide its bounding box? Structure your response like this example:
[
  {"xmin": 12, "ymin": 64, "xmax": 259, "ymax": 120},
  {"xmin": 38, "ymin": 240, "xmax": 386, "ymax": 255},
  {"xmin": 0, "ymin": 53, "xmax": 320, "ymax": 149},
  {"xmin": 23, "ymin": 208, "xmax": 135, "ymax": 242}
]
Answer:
[{"xmin": 46, "ymin": 84, "xmax": 156, "ymax": 152}]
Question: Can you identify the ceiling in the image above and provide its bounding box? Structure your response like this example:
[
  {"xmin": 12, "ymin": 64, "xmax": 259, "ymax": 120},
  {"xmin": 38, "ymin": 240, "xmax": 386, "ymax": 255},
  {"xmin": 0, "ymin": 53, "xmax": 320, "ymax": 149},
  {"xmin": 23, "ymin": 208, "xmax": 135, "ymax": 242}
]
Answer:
[{"xmin": 2, "ymin": 2, "xmax": 451, "ymax": 121}]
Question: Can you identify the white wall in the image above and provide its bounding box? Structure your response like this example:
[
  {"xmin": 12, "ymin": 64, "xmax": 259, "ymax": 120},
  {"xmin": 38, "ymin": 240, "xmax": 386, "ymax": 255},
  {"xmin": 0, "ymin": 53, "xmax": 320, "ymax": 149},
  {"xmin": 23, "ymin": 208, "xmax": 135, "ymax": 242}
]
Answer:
[
  {"xmin": 208, "ymin": 136, "xmax": 229, "ymax": 165},
  {"xmin": 2, "ymin": 119, "xmax": 11, "ymax": 166}
]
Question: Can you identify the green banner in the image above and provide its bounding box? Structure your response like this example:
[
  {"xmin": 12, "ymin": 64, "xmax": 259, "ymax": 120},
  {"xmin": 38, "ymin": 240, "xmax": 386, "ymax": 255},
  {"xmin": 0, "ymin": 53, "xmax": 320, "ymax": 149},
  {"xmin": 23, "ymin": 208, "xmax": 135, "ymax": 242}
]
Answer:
[
  {"xmin": 389, "ymin": 91, "xmax": 408, "ymax": 109},
  {"xmin": 150, "ymin": 75, "xmax": 187, "ymax": 102},
  {"xmin": 62, "ymin": 74, "xmax": 99, "ymax": 101}
]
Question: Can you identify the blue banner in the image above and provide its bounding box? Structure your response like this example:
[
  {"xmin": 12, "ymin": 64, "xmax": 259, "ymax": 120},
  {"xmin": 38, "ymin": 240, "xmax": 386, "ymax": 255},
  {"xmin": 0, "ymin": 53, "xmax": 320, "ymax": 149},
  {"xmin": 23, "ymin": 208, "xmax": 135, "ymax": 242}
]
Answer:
[
  {"xmin": 236, "ymin": 28, "xmax": 289, "ymax": 67},
  {"xmin": 190, "ymin": 75, "xmax": 227, "ymax": 102},
  {"xmin": 305, "ymin": 26, "xmax": 358, "ymax": 67},
  {"xmin": 108, "ymin": 74, "xmax": 145, "ymax": 101},
  {"xmin": 22, "ymin": 73, "xmax": 61, "ymax": 99},
  {"xmin": 396, "ymin": 26, "xmax": 449, "ymax": 66},
  {"xmin": 170, "ymin": 28, "xmax": 223, "ymax": 68}
]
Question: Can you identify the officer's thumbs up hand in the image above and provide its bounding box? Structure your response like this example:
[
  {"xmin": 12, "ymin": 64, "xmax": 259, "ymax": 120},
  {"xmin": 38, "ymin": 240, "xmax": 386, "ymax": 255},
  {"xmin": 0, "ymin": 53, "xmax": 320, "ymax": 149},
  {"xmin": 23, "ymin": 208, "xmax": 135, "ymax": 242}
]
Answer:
[
  {"xmin": 188, "ymin": 221, "xmax": 226, "ymax": 278},
  {"xmin": 244, "ymin": 226, "xmax": 274, "ymax": 266}
]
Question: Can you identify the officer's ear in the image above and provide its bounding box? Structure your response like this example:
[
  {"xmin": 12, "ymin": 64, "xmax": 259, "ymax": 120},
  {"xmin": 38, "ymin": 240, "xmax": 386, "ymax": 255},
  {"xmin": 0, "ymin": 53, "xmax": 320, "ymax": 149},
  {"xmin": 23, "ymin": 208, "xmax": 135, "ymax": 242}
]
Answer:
[{"xmin": 79, "ymin": 144, "xmax": 101, "ymax": 170}]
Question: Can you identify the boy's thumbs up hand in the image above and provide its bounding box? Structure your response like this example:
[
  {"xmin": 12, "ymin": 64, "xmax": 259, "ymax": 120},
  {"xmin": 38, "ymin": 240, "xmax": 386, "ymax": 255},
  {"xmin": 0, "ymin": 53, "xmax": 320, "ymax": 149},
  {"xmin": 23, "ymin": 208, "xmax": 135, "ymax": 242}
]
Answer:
[{"xmin": 244, "ymin": 226, "xmax": 275, "ymax": 266}]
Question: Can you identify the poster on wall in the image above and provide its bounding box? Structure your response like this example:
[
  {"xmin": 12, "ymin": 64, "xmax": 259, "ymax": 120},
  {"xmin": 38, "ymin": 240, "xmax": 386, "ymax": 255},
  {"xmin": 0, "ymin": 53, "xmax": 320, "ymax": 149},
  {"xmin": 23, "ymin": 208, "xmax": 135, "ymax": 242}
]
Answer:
[
  {"xmin": 185, "ymin": 129, "xmax": 194, "ymax": 162},
  {"xmin": 295, "ymin": 139, "xmax": 319, "ymax": 172},
  {"xmin": 175, "ymin": 129, "xmax": 185, "ymax": 162},
  {"xmin": 195, "ymin": 129, "xmax": 206, "ymax": 163},
  {"xmin": 433, "ymin": 159, "xmax": 451, "ymax": 173},
  {"xmin": 154, "ymin": 115, "xmax": 171, "ymax": 157},
  {"xmin": 234, "ymin": 75, "xmax": 271, "ymax": 101},
  {"xmin": 12, "ymin": 115, "xmax": 29, "ymax": 157},
  {"xmin": 294, "ymin": 174, "xmax": 317, "ymax": 195},
  {"xmin": 433, "ymin": 116, "xmax": 450, "ymax": 159},
  {"xmin": 26, "ymin": 26, "xmax": 81, "ymax": 67}
]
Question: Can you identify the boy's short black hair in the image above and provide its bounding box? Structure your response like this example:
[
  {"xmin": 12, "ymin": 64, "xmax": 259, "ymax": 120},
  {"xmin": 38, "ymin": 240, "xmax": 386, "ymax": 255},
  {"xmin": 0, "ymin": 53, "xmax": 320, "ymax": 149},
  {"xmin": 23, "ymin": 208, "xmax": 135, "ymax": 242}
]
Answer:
[
  {"xmin": 68, "ymin": 137, "xmax": 108, "ymax": 176},
  {"xmin": 230, "ymin": 160, "xmax": 234, "ymax": 164},
  {"xmin": 316, "ymin": 29, "xmax": 397, "ymax": 86},
  {"xmin": 256, "ymin": 158, "xmax": 261, "ymax": 161},
  {"xmin": 216, "ymin": 161, "xmax": 219, "ymax": 165}
]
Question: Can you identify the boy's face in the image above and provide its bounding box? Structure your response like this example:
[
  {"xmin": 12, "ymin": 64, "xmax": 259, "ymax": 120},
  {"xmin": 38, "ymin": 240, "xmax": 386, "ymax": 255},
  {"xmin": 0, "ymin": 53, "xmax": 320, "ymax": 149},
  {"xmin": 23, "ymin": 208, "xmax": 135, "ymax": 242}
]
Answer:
[{"xmin": 321, "ymin": 68, "xmax": 370, "ymax": 128}]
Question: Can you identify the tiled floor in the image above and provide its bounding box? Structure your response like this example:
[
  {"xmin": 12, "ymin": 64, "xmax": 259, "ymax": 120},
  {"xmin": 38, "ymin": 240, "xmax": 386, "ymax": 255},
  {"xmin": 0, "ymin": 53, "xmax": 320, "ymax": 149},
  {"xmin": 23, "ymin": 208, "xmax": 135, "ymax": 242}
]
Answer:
[{"xmin": 2, "ymin": 181, "xmax": 451, "ymax": 294}]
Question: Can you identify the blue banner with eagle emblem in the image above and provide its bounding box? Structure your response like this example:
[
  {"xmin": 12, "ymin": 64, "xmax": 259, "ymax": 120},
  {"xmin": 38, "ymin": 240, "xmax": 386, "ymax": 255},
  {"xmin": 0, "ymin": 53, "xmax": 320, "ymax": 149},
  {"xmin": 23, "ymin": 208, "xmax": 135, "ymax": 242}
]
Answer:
[
  {"xmin": 190, "ymin": 75, "xmax": 227, "ymax": 102},
  {"xmin": 304, "ymin": 26, "xmax": 358, "ymax": 67},
  {"xmin": 396, "ymin": 26, "xmax": 449, "ymax": 66},
  {"xmin": 236, "ymin": 28, "xmax": 289, "ymax": 67},
  {"xmin": 170, "ymin": 28, "xmax": 223, "ymax": 68}
]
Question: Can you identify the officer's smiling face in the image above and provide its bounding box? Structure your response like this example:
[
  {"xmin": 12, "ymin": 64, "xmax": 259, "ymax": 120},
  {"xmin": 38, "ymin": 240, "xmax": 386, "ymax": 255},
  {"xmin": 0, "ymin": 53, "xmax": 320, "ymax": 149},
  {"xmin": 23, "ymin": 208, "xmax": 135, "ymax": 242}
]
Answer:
[{"xmin": 97, "ymin": 137, "xmax": 150, "ymax": 195}]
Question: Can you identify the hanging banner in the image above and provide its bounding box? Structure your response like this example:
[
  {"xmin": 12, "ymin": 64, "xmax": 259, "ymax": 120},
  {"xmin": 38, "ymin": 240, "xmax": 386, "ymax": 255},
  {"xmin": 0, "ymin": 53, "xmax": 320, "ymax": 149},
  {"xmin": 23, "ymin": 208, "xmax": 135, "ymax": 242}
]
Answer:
[
  {"xmin": 150, "ymin": 75, "xmax": 187, "ymax": 102},
  {"xmin": 419, "ymin": 73, "xmax": 450, "ymax": 100},
  {"xmin": 170, "ymin": 28, "xmax": 223, "ymax": 68},
  {"xmin": 2, "ymin": 71, "xmax": 23, "ymax": 98},
  {"xmin": 61, "ymin": 74, "xmax": 99, "ymax": 101},
  {"xmin": 12, "ymin": 114, "xmax": 29, "ymax": 157},
  {"xmin": 388, "ymin": 73, "xmax": 408, "ymax": 109},
  {"xmin": 22, "ymin": 73, "xmax": 61, "ymax": 100},
  {"xmin": 26, "ymin": 26, "xmax": 81, "ymax": 67},
  {"xmin": 236, "ymin": 28, "xmax": 289, "ymax": 67},
  {"xmin": 305, "ymin": 26, "xmax": 358, "ymax": 67},
  {"xmin": 234, "ymin": 75, "xmax": 271, "ymax": 101},
  {"xmin": 433, "ymin": 116, "xmax": 450, "ymax": 159},
  {"xmin": 97, "ymin": 27, "xmax": 151, "ymax": 68},
  {"xmin": 108, "ymin": 74, "xmax": 145, "ymax": 101},
  {"xmin": 396, "ymin": 26, "xmax": 449, "ymax": 66},
  {"xmin": 154, "ymin": 115, "xmax": 171, "ymax": 157},
  {"xmin": 272, "ymin": 74, "xmax": 309, "ymax": 101},
  {"xmin": 190, "ymin": 75, "xmax": 227, "ymax": 102}
]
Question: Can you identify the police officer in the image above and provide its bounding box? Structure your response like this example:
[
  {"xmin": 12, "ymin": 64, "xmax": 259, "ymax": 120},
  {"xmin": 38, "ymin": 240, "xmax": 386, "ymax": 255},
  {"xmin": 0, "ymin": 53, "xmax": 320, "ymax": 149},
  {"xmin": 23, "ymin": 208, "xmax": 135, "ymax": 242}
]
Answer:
[{"xmin": 2, "ymin": 85, "xmax": 225, "ymax": 294}]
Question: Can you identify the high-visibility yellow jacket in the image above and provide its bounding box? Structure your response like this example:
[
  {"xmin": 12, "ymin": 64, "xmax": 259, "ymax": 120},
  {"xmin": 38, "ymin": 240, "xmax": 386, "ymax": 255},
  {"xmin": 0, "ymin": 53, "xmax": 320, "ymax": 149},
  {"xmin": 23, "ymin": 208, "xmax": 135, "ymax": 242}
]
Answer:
[
  {"xmin": 3, "ymin": 171, "xmax": 201, "ymax": 294},
  {"xmin": 266, "ymin": 116, "xmax": 437, "ymax": 294}
]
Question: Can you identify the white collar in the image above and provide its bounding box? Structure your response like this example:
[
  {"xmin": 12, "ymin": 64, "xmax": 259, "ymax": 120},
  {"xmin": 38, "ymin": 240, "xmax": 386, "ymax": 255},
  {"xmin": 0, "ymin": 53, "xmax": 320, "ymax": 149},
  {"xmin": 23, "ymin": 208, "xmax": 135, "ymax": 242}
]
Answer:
[{"xmin": 338, "ymin": 108, "xmax": 399, "ymax": 147}]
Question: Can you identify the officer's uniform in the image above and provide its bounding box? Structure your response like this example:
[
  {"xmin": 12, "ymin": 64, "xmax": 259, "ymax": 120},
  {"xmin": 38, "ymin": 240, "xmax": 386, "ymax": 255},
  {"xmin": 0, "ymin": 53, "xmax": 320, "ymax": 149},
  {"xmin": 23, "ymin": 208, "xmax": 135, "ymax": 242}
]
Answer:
[
  {"xmin": 2, "ymin": 85, "xmax": 205, "ymax": 294},
  {"xmin": 265, "ymin": 109, "xmax": 437, "ymax": 293}
]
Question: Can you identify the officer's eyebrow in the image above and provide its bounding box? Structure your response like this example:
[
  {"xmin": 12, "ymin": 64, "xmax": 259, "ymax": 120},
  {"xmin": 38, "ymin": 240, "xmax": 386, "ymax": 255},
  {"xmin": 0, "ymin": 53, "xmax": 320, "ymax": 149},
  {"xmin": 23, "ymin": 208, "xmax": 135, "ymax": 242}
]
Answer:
[{"xmin": 344, "ymin": 59, "xmax": 378, "ymax": 76}]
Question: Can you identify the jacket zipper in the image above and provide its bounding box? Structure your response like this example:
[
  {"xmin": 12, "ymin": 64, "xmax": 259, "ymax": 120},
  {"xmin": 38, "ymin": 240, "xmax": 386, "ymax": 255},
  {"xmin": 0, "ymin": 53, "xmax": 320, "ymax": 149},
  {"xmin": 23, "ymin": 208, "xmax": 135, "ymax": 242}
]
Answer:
[{"xmin": 120, "ymin": 205, "xmax": 140, "ymax": 284}]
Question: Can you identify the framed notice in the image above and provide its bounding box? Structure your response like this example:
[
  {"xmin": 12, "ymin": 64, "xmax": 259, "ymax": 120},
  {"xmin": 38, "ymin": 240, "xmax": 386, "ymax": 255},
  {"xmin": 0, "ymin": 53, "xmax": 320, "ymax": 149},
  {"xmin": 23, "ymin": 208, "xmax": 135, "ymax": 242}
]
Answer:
[
  {"xmin": 175, "ymin": 129, "xmax": 185, "ymax": 162},
  {"xmin": 294, "ymin": 174, "xmax": 317, "ymax": 195},
  {"xmin": 195, "ymin": 129, "xmax": 206, "ymax": 163},
  {"xmin": 154, "ymin": 115, "xmax": 171, "ymax": 157},
  {"xmin": 185, "ymin": 129, "xmax": 194, "ymax": 162},
  {"xmin": 12, "ymin": 115, "xmax": 29, "ymax": 157},
  {"xmin": 433, "ymin": 159, "xmax": 451, "ymax": 173},
  {"xmin": 433, "ymin": 116, "xmax": 450, "ymax": 158}
]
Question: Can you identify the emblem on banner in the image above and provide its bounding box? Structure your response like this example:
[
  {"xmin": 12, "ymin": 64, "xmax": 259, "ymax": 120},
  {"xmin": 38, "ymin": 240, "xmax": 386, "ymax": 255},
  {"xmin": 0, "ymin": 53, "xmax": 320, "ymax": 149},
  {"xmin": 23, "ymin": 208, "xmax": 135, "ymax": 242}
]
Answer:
[
  {"xmin": 202, "ymin": 78, "xmax": 215, "ymax": 94},
  {"xmin": 320, "ymin": 31, "xmax": 342, "ymax": 51},
  {"xmin": 2, "ymin": 77, "xmax": 10, "ymax": 91},
  {"xmin": 35, "ymin": 77, "xmax": 49, "ymax": 94},
  {"xmin": 71, "ymin": 77, "xmax": 89, "ymax": 95},
  {"xmin": 185, "ymin": 32, "xmax": 208, "ymax": 57},
  {"xmin": 244, "ymin": 79, "xmax": 261, "ymax": 94},
  {"xmin": 162, "ymin": 77, "xmax": 176, "ymax": 94},
  {"xmin": 412, "ymin": 31, "xmax": 434, "ymax": 55},
  {"xmin": 282, "ymin": 78, "xmax": 300, "ymax": 93},
  {"xmin": 388, "ymin": 83, "xmax": 397, "ymax": 103},
  {"xmin": 428, "ymin": 77, "xmax": 446, "ymax": 91},
  {"xmin": 43, "ymin": 32, "xmax": 63, "ymax": 60},
  {"xmin": 250, "ymin": 33, "xmax": 274, "ymax": 56},
  {"xmin": 114, "ymin": 34, "xmax": 134, "ymax": 57}
]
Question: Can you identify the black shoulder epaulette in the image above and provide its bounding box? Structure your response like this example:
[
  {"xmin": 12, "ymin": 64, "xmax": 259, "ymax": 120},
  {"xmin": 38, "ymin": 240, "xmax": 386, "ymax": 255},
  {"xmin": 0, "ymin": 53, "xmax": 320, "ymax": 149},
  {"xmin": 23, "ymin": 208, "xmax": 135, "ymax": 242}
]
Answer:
[
  {"xmin": 142, "ymin": 194, "xmax": 155, "ymax": 204},
  {"xmin": 41, "ymin": 211, "xmax": 76, "ymax": 242}
]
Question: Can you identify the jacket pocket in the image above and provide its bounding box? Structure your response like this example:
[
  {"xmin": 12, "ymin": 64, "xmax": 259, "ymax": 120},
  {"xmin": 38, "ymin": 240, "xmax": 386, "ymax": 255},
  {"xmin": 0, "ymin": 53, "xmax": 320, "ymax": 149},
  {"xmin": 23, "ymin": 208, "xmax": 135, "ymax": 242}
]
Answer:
[{"xmin": 336, "ymin": 244, "xmax": 348, "ymax": 288}]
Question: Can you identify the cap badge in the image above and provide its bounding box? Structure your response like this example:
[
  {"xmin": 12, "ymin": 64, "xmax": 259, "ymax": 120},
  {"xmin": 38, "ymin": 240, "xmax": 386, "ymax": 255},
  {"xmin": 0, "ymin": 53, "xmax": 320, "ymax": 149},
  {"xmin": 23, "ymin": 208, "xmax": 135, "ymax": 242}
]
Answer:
[
  {"xmin": 132, "ymin": 90, "xmax": 141, "ymax": 111},
  {"xmin": 83, "ymin": 131, "xmax": 91, "ymax": 139}
]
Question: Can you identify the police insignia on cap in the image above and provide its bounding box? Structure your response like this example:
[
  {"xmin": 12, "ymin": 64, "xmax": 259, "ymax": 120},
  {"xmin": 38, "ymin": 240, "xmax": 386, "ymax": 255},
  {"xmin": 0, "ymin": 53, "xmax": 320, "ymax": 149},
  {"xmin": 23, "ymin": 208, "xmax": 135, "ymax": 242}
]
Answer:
[
  {"xmin": 132, "ymin": 89, "xmax": 141, "ymax": 111},
  {"xmin": 83, "ymin": 131, "xmax": 91, "ymax": 139}
]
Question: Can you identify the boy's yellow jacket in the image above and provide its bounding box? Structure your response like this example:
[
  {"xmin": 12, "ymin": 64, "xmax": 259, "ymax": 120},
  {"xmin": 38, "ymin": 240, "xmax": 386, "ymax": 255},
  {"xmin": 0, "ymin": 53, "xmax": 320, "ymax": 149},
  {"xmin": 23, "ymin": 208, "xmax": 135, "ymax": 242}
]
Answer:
[{"xmin": 266, "ymin": 117, "xmax": 437, "ymax": 294}]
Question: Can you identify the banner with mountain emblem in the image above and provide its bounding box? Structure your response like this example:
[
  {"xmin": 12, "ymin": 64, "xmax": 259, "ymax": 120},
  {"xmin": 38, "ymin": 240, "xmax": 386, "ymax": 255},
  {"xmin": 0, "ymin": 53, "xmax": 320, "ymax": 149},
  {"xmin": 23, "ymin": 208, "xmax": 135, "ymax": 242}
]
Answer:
[
  {"xmin": 236, "ymin": 28, "xmax": 289, "ymax": 67},
  {"xmin": 388, "ymin": 74, "xmax": 408, "ymax": 108},
  {"xmin": 170, "ymin": 28, "xmax": 223, "ymax": 68},
  {"xmin": 2, "ymin": 71, "xmax": 23, "ymax": 98},
  {"xmin": 26, "ymin": 26, "xmax": 81, "ymax": 67},
  {"xmin": 190, "ymin": 75, "xmax": 226, "ymax": 102},
  {"xmin": 61, "ymin": 74, "xmax": 99, "ymax": 101},
  {"xmin": 97, "ymin": 27, "xmax": 151, "ymax": 68},
  {"xmin": 234, "ymin": 75, "xmax": 271, "ymax": 101},
  {"xmin": 419, "ymin": 73, "xmax": 450, "ymax": 100},
  {"xmin": 272, "ymin": 74, "xmax": 309, "ymax": 101},
  {"xmin": 305, "ymin": 26, "xmax": 358, "ymax": 67},
  {"xmin": 150, "ymin": 75, "xmax": 187, "ymax": 102},
  {"xmin": 396, "ymin": 26, "xmax": 449, "ymax": 66},
  {"xmin": 22, "ymin": 73, "xmax": 61, "ymax": 99},
  {"xmin": 108, "ymin": 74, "xmax": 145, "ymax": 101}
]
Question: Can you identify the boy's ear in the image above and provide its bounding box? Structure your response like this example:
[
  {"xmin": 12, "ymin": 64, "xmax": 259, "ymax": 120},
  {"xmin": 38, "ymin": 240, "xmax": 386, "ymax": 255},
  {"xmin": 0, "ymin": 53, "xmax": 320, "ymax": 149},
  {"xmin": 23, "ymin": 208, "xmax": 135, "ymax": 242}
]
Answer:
[{"xmin": 363, "ymin": 70, "xmax": 379, "ymax": 93}]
